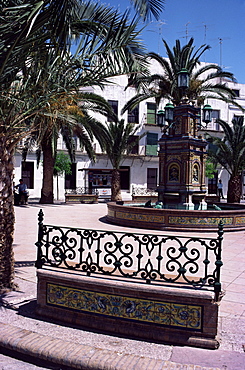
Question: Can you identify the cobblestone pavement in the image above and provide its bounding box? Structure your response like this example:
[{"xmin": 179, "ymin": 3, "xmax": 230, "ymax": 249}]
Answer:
[{"xmin": 0, "ymin": 201, "xmax": 244, "ymax": 369}]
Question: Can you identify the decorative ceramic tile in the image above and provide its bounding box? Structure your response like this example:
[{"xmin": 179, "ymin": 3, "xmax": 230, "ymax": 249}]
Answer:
[
  {"xmin": 116, "ymin": 211, "xmax": 164, "ymax": 223},
  {"xmin": 47, "ymin": 283, "xmax": 202, "ymax": 331},
  {"xmin": 235, "ymin": 216, "xmax": 245, "ymax": 225},
  {"xmin": 108, "ymin": 209, "xmax": 115, "ymax": 217},
  {"xmin": 169, "ymin": 216, "xmax": 233, "ymax": 226}
]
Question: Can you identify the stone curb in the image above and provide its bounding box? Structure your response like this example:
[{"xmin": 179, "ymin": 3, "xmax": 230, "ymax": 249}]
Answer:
[{"xmin": 0, "ymin": 323, "xmax": 221, "ymax": 370}]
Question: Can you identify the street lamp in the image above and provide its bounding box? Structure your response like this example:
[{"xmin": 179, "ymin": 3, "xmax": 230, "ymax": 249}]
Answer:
[
  {"xmin": 202, "ymin": 104, "xmax": 213, "ymax": 125},
  {"xmin": 156, "ymin": 109, "xmax": 165, "ymax": 127},
  {"xmin": 177, "ymin": 68, "xmax": 189, "ymax": 89},
  {"xmin": 157, "ymin": 68, "xmax": 212, "ymax": 132},
  {"xmin": 157, "ymin": 68, "xmax": 212, "ymax": 210},
  {"xmin": 164, "ymin": 102, "xmax": 174, "ymax": 123}
]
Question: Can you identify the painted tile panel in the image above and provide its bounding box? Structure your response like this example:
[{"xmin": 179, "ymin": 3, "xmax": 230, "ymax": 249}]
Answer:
[{"xmin": 47, "ymin": 283, "xmax": 202, "ymax": 331}]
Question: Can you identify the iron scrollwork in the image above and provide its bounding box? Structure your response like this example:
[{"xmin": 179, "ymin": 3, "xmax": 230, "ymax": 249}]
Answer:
[{"xmin": 36, "ymin": 210, "xmax": 223, "ymax": 299}]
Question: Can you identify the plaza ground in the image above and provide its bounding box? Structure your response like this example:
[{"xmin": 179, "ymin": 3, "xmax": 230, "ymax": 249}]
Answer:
[{"xmin": 0, "ymin": 201, "xmax": 244, "ymax": 369}]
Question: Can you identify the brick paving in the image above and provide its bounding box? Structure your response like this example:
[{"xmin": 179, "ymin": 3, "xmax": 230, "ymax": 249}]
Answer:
[{"xmin": 0, "ymin": 201, "xmax": 245, "ymax": 369}]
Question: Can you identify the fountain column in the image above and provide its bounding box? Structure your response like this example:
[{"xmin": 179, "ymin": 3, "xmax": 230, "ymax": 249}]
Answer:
[{"xmin": 157, "ymin": 103, "xmax": 208, "ymax": 210}]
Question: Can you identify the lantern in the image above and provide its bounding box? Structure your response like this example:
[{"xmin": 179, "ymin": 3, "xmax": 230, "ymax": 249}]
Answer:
[
  {"xmin": 164, "ymin": 103, "xmax": 174, "ymax": 122},
  {"xmin": 157, "ymin": 110, "xmax": 165, "ymax": 127},
  {"xmin": 177, "ymin": 68, "xmax": 189, "ymax": 89},
  {"xmin": 202, "ymin": 104, "xmax": 213, "ymax": 124}
]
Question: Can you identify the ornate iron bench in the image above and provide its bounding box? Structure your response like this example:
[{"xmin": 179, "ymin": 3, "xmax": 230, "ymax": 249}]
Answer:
[
  {"xmin": 132, "ymin": 185, "xmax": 158, "ymax": 202},
  {"xmin": 35, "ymin": 209, "xmax": 224, "ymax": 349},
  {"xmin": 65, "ymin": 187, "xmax": 99, "ymax": 204}
]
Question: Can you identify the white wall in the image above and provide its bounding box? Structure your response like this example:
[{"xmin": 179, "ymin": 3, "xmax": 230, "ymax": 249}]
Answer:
[{"xmin": 14, "ymin": 60, "xmax": 245, "ymax": 201}]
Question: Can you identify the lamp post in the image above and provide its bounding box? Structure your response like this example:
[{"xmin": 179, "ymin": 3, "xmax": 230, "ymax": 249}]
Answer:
[
  {"xmin": 202, "ymin": 104, "xmax": 213, "ymax": 126},
  {"xmin": 157, "ymin": 69, "xmax": 213, "ymax": 210},
  {"xmin": 156, "ymin": 109, "xmax": 165, "ymax": 128},
  {"xmin": 177, "ymin": 68, "xmax": 189, "ymax": 89},
  {"xmin": 157, "ymin": 103, "xmax": 213, "ymax": 133}
]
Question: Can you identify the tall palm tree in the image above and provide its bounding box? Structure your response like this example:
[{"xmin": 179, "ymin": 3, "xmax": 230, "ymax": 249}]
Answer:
[
  {"xmin": 0, "ymin": 78, "xmax": 46, "ymax": 290},
  {"xmin": 98, "ymin": 119, "xmax": 146, "ymax": 201},
  {"xmin": 0, "ymin": 0, "xmax": 164, "ymax": 290},
  {"xmin": 22, "ymin": 4, "xmax": 148, "ymax": 203},
  {"xmin": 122, "ymin": 38, "xmax": 237, "ymax": 112},
  {"xmin": 207, "ymin": 116, "xmax": 245, "ymax": 203}
]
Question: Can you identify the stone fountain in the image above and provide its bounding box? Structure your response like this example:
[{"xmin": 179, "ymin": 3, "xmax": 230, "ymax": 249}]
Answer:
[{"xmin": 107, "ymin": 70, "xmax": 245, "ymax": 231}]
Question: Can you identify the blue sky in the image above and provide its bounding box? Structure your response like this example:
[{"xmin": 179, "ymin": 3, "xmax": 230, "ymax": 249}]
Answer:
[{"xmin": 105, "ymin": 0, "xmax": 245, "ymax": 83}]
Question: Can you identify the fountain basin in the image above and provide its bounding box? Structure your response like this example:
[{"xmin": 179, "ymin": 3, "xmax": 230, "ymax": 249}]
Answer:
[{"xmin": 107, "ymin": 201, "xmax": 245, "ymax": 232}]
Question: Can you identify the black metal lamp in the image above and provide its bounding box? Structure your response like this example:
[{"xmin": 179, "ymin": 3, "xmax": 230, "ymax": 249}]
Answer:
[
  {"xmin": 177, "ymin": 68, "xmax": 189, "ymax": 89},
  {"xmin": 164, "ymin": 102, "xmax": 174, "ymax": 123},
  {"xmin": 157, "ymin": 109, "xmax": 165, "ymax": 128},
  {"xmin": 202, "ymin": 104, "xmax": 213, "ymax": 124}
]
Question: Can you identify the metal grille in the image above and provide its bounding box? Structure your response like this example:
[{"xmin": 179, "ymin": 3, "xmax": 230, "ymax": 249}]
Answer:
[{"xmin": 36, "ymin": 210, "xmax": 223, "ymax": 300}]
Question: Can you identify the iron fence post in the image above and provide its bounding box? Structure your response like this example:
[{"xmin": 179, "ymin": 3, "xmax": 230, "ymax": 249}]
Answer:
[
  {"xmin": 214, "ymin": 220, "xmax": 224, "ymax": 301},
  {"xmin": 35, "ymin": 209, "xmax": 44, "ymax": 269}
]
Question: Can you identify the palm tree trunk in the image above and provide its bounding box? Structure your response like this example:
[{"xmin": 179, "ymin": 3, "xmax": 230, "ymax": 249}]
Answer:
[
  {"xmin": 0, "ymin": 140, "xmax": 15, "ymax": 291},
  {"xmin": 40, "ymin": 137, "xmax": 55, "ymax": 204},
  {"xmin": 111, "ymin": 169, "xmax": 122, "ymax": 201},
  {"xmin": 227, "ymin": 175, "xmax": 241, "ymax": 203}
]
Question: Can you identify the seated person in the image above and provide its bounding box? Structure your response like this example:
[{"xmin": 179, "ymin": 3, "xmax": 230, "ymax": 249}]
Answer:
[{"xmin": 15, "ymin": 179, "xmax": 28, "ymax": 204}]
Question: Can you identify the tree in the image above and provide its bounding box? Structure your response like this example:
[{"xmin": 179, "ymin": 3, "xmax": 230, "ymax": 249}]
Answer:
[
  {"xmin": 207, "ymin": 116, "xmax": 245, "ymax": 203},
  {"xmin": 98, "ymin": 119, "xmax": 146, "ymax": 201},
  {"xmin": 205, "ymin": 158, "xmax": 217, "ymax": 179},
  {"xmin": 130, "ymin": 0, "xmax": 164, "ymax": 21},
  {"xmin": 122, "ymin": 38, "xmax": 237, "ymax": 112},
  {"xmin": 54, "ymin": 152, "xmax": 72, "ymax": 200},
  {"xmin": 0, "ymin": 80, "xmax": 45, "ymax": 291},
  {"xmin": 24, "ymin": 24, "xmax": 147, "ymax": 204},
  {"xmin": 0, "ymin": 0, "xmax": 164, "ymax": 290}
]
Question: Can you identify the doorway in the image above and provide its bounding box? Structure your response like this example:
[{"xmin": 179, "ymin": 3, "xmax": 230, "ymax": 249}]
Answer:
[
  {"xmin": 21, "ymin": 161, "xmax": 34, "ymax": 189},
  {"xmin": 147, "ymin": 168, "xmax": 157, "ymax": 189}
]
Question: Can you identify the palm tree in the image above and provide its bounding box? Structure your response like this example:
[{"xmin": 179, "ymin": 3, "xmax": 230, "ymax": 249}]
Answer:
[
  {"xmin": 122, "ymin": 38, "xmax": 237, "ymax": 112},
  {"xmin": 0, "ymin": 0, "xmax": 164, "ymax": 290},
  {"xmin": 98, "ymin": 119, "xmax": 146, "ymax": 201},
  {"xmin": 22, "ymin": 3, "xmax": 149, "ymax": 203},
  {"xmin": 0, "ymin": 76, "xmax": 47, "ymax": 290},
  {"xmin": 24, "ymin": 87, "xmax": 115, "ymax": 203},
  {"xmin": 207, "ymin": 116, "xmax": 245, "ymax": 203},
  {"xmin": 131, "ymin": 0, "xmax": 164, "ymax": 21}
]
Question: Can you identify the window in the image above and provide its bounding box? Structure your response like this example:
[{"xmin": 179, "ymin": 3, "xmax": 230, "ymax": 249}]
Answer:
[
  {"xmin": 128, "ymin": 105, "xmax": 139, "ymax": 123},
  {"xmin": 234, "ymin": 115, "xmax": 243, "ymax": 122},
  {"xmin": 21, "ymin": 161, "xmax": 34, "ymax": 189},
  {"xmin": 65, "ymin": 163, "xmax": 77, "ymax": 189},
  {"xmin": 232, "ymin": 89, "xmax": 240, "ymax": 97},
  {"xmin": 146, "ymin": 133, "xmax": 158, "ymax": 156},
  {"xmin": 206, "ymin": 110, "xmax": 220, "ymax": 130},
  {"xmin": 212, "ymin": 110, "xmax": 220, "ymax": 130},
  {"xmin": 120, "ymin": 166, "xmax": 130, "ymax": 190},
  {"xmin": 147, "ymin": 103, "xmax": 156, "ymax": 125},
  {"xmin": 147, "ymin": 168, "xmax": 157, "ymax": 189},
  {"xmin": 208, "ymin": 172, "xmax": 218, "ymax": 194},
  {"xmin": 127, "ymin": 135, "xmax": 139, "ymax": 154},
  {"xmin": 108, "ymin": 100, "xmax": 118, "ymax": 122}
]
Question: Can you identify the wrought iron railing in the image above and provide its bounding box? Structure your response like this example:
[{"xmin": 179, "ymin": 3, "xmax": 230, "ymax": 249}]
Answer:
[
  {"xmin": 65, "ymin": 187, "xmax": 98, "ymax": 195},
  {"xmin": 35, "ymin": 210, "xmax": 224, "ymax": 300},
  {"xmin": 132, "ymin": 186, "xmax": 158, "ymax": 196}
]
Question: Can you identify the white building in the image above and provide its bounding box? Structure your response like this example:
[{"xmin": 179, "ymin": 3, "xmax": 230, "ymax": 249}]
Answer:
[{"xmin": 13, "ymin": 62, "xmax": 245, "ymax": 201}]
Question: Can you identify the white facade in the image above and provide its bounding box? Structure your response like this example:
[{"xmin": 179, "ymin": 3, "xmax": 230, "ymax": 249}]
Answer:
[{"xmin": 14, "ymin": 62, "xmax": 245, "ymax": 201}]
